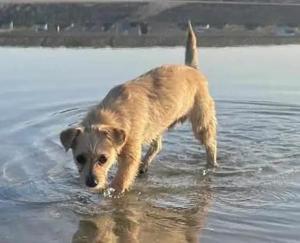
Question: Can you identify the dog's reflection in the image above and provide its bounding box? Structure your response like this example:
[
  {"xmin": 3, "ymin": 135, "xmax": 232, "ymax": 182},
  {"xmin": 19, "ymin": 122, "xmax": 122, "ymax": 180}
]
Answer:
[{"xmin": 72, "ymin": 178, "xmax": 212, "ymax": 243}]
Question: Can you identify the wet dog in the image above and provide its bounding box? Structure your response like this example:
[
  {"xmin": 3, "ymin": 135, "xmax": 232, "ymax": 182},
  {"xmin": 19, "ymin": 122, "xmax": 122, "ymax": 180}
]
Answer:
[{"xmin": 60, "ymin": 22, "xmax": 217, "ymax": 194}]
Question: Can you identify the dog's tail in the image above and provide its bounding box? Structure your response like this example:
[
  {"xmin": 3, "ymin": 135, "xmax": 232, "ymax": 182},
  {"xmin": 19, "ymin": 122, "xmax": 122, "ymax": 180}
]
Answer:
[{"xmin": 185, "ymin": 21, "xmax": 198, "ymax": 69}]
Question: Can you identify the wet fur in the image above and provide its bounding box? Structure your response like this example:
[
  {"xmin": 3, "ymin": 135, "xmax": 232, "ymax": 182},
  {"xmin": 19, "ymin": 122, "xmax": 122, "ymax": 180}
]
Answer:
[{"xmin": 60, "ymin": 22, "xmax": 217, "ymax": 194}]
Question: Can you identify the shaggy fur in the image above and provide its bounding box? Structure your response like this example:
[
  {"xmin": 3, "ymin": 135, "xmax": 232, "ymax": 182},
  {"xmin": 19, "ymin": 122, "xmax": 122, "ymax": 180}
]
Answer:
[{"xmin": 60, "ymin": 21, "xmax": 217, "ymax": 194}]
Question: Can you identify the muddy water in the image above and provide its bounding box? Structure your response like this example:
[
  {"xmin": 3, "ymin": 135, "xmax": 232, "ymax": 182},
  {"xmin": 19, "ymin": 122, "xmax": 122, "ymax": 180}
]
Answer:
[{"xmin": 0, "ymin": 46, "xmax": 299, "ymax": 243}]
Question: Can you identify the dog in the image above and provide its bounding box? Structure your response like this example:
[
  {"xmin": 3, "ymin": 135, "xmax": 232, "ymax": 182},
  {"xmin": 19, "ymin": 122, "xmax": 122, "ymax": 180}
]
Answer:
[{"xmin": 60, "ymin": 22, "xmax": 217, "ymax": 194}]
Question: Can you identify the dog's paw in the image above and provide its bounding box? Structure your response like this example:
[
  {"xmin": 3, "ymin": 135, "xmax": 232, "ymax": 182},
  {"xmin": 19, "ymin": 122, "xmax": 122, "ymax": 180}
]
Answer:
[
  {"xmin": 206, "ymin": 161, "xmax": 219, "ymax": 169},
  {"xmin": 103, "ymin": 187, "xmax": 125, "ymax": 198},
  {"xmin": 138, "ymin": 166, "xmax": 148, "ymax": 176},
  {"xmin": 109, "ymin": 181, "xmax": 127, "ymax": 197}
]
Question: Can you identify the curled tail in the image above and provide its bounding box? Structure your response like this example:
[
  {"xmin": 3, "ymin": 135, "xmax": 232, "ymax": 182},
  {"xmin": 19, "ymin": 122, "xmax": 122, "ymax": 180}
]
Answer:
[{"xmin": 185, "ymin": 21, "xmax": 198, "ymax": 69}]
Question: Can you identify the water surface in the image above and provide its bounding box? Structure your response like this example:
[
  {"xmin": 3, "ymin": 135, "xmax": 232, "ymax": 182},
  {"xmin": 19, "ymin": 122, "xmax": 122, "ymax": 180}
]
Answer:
[{"xmin": 0, "ymin": 46, "xmax": 299, "ymax": 243}]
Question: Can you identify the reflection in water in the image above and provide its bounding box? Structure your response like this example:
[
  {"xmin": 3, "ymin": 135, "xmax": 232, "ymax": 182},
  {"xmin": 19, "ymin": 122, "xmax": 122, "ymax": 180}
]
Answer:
[{"xmin": 72, "ymin": 178, "xmax": 212, "ymax": 243}]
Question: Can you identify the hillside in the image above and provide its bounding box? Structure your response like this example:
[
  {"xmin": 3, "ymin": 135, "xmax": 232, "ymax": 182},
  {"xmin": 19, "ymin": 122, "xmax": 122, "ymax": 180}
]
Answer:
[{"xmin": 0, "ymin": 1, "xmax": 300, "ymax": 47}]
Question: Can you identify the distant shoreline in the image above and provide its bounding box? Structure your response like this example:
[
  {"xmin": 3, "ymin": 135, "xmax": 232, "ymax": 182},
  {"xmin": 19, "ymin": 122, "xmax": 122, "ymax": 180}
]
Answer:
[
  {"xmin": 1, "ymin": 1, "xmax": 300, "ymax": 48},
  {"xmin": 0, "ymin": 32, "xmax": 300, "ymax": 47}
]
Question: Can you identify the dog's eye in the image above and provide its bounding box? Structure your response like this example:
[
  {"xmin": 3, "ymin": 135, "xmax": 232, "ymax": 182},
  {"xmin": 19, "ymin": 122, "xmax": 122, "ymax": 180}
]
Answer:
[
  {"xmin": 97, "ymin": 154, "xmax": 107, "ymax": 165},
  {"xmin": 76, "ymin": 154, "xmax": 86, "ymax": 165}
]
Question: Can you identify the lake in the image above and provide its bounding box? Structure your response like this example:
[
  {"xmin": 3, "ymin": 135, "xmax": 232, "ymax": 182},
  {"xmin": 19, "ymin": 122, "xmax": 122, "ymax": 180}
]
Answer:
[{"xmin": 0, "ymin": 46, "xmax": 299, "ymax": 243}]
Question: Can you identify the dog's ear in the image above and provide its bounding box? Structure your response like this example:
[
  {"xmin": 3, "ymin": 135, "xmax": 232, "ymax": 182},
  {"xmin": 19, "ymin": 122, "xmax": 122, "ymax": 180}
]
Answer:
[
  {"xmin": 96, "ymin": 125, "xmax": 126, "ymax": 148},
  {"xmin": 109, "ymin": 127, "xmax": 126, "ymax": 147},
  {"xmin": 60, "ymin": 127, "xmax": 83, "ymax": 151}
]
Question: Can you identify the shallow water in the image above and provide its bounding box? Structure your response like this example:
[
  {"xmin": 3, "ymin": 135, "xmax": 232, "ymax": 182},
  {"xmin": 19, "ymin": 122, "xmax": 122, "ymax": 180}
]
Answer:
[{"xmin": 0, "ymin": 46, "xmax": 299, "ymax": 243}]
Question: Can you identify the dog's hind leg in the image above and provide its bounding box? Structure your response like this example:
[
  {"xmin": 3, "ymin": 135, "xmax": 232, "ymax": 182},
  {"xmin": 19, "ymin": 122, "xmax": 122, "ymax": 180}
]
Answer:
[
  {"xmin": 139, "ymin": 136, "xmax": 162, "ymax": 174},
  {"xmin": 191, "ymin": 96, "xmax": 218, "ymax": 168}
]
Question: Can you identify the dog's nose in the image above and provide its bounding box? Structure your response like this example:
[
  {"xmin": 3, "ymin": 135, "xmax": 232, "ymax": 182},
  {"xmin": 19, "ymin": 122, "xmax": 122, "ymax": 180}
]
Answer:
[{"xmin": 85, "ymin": 174, "xmax": 98, "ymax": 188}]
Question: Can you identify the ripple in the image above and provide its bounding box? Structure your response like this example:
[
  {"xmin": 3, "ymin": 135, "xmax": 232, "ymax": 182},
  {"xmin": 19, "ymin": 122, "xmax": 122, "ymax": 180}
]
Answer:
[{"xmin": 1, "ymin": 97, "xmax": 300, "ymax": 242}]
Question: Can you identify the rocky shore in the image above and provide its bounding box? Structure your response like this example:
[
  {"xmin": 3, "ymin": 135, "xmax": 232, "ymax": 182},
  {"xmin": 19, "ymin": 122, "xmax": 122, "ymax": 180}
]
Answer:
[
  {"xmin": 1, "ymin": 31, "xmax": 300, "ymax": 48},
  {"xmin": 1, "ymin": 1, "xmax": 300, "ymax": 47}
]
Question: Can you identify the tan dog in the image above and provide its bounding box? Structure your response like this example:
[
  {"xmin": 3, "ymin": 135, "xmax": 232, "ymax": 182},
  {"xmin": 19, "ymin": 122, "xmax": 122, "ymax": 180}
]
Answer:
[{"xmin": 60, "ymin": 22, "xmax": 217, "ymax": 194}]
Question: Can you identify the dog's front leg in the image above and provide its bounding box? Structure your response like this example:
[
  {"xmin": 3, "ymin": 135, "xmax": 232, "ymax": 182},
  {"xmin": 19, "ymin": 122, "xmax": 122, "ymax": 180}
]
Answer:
[{"xmin": 111, "ymin": 142, "xmax": 142, "ymax": 194}]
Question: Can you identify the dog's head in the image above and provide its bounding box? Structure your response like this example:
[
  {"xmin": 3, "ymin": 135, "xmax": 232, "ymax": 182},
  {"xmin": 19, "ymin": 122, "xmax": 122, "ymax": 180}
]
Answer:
[{"xmin": 60, "ymin": 125, "xmax": 126, "ymax": 192}]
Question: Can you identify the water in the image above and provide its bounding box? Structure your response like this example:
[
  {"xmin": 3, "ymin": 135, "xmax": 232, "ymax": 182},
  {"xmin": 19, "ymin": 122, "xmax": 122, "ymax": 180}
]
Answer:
[{"xmin": 0, "ymin": 46, "xmax": 299, "ymax": 243}]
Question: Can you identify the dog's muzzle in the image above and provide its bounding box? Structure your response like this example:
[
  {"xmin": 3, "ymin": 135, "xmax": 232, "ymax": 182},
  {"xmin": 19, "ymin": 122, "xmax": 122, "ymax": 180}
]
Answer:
[{"xmin": 85, "ymin": 173, "xmax": 98, "ymax": 188}]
